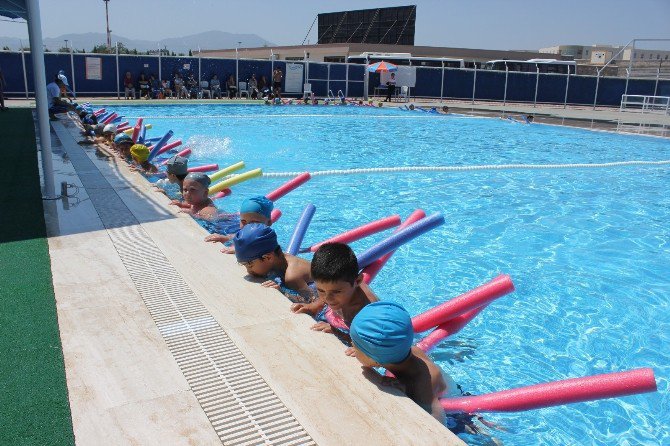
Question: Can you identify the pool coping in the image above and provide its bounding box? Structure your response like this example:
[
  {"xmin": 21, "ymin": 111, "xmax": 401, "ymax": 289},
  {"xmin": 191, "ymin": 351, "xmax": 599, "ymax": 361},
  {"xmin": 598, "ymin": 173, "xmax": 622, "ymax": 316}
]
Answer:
[{"xmin": 44, "ymin": 117, "xmax": 463, "ymax": 445}]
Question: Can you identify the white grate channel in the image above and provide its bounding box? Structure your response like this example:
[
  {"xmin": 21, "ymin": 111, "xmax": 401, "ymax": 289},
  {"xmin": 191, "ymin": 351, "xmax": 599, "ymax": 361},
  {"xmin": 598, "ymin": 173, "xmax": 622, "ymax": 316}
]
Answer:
[{"xmin": 54, "ymin": 124, "xmax": 316, "ymax": 446}]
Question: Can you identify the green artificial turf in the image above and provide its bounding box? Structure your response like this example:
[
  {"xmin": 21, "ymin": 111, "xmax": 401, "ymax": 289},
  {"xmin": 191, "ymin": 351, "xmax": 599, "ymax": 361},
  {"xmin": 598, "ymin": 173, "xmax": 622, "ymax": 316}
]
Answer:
[{"xmin": 0, "ymin": 109, "xmax": 75, "ymax": 445}]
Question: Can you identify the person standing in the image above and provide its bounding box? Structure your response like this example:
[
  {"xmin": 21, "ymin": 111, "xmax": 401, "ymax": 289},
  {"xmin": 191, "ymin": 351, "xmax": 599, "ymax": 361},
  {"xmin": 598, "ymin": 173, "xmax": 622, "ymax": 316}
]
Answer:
[
  {"xmin": 0, "ymin": 66, "xmax": 7, "ymax": 110},
  {"xmin": 272, "ymin": 68, "xmax": 282, "ymax": 99},
  {"xmin": 385, "ymin": 72, "xmax": 396, "ymax": 102}
]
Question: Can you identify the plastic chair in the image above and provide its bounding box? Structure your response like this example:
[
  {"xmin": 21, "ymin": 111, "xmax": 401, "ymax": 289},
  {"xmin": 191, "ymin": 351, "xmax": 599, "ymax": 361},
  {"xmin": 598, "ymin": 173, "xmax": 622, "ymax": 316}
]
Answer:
[
  {"xmin": 398, "ymin": 86, "xmax": 410, "ymax": 102},
  {"xmin": 238, "ymin": 81, "xmax": 249, "ymax": 99},
  {"xmin": 303, "ymin": 83, "xmax": 312, "ymax": 99},
  {"xmin": 199, "ymin": 81, "xmax": 211, "ymax": 99}
]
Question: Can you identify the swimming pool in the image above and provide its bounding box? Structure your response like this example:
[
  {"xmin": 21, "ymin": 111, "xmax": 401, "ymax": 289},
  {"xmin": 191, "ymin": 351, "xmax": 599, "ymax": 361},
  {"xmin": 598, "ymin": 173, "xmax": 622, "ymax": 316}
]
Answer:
[{"xmin": 112, "ymin": 104, "xmax": 669, "ymax": 445}]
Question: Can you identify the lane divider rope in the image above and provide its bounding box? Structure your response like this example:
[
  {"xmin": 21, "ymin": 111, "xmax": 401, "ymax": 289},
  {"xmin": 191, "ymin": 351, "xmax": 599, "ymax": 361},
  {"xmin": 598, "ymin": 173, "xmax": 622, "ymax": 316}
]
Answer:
[{"xmin": 261, "ymin": 160, "xmax": 670, "ymax": 178}]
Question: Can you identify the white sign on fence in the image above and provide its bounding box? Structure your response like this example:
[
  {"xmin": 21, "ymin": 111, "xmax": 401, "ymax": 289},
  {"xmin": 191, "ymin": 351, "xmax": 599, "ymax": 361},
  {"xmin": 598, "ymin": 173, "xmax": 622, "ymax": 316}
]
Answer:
[
  {"xmin": 85, "ymin": 57, "xmax": 102, "ymax": 80},
  {"xmin": 381, "ymin": 66, "xmax": 416, "ymax": 88},
  {"xmin": 285, "ymin": 63, "xmax": 304, "ymax": 93}
]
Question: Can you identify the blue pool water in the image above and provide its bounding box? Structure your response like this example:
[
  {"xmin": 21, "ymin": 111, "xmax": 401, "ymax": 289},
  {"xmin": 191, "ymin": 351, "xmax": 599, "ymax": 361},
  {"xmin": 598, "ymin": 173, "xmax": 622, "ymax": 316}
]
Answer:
[{"xmin": 112, "ymin": 104, "xmax": 669, "ymax": 445}]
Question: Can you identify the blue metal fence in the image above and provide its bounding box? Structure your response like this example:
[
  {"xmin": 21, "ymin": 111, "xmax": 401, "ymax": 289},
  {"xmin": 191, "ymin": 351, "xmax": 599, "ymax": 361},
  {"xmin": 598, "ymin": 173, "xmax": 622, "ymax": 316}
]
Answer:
[{"xmin": 1, "ymin": 50, "xmax": 669, "ymax": 107}]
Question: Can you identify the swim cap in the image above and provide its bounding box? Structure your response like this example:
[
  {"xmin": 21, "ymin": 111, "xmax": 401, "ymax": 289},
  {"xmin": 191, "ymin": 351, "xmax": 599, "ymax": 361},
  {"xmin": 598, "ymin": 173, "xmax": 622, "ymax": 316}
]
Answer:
[
  {"xmin": 350, "ymin": 301, "xmax": 414, "ymax": 365},
  {"xmin": 114, "ymin": 133, "xmax": 132, "ymax": 145},
  {"xmin": 130, "ymin": 144, "xmax": 150, "ymax": 163},
  {"xmin": 240, "ymin": 196, "xmax": 273, "ymax": 219},
  {"xmin": 94, "ymin": 123, "xmax": 106, "ymax": 135},
  {"xmin": 184, "ymin": 172, "xmax": 211, "ymax": 188},
  {"xmin": 233, "ymin": 223, "xmax": 279, "ymax": 263},
  {"xmin": 166, "ymin": 155, "xmax": 188, "ymax": 176},
  {"xmin": 83, "ymin": 114, "xmax": 95, "ymax": 125},
  {"xmin": 103, "ymin": 124, "xmax": 117, "ymax": 134}
]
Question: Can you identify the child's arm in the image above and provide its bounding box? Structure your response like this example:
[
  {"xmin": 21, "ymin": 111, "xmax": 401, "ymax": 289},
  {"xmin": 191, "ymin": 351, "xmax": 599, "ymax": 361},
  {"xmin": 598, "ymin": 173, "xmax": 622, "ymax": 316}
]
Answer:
[
  {"xmin": 204, "ymin": 233, "xmax": 232, "ymax": 243},
  {"xmin": 169, "ymin": 199, "xmax": 191, "ymax": 209}
]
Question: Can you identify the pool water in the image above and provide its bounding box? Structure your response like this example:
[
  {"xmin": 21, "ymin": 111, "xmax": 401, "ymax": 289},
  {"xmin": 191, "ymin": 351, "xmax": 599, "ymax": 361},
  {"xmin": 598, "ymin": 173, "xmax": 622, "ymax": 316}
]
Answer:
[{"xmin": 112, "ymin": 104, "xmax": 669, "ymax": 445}]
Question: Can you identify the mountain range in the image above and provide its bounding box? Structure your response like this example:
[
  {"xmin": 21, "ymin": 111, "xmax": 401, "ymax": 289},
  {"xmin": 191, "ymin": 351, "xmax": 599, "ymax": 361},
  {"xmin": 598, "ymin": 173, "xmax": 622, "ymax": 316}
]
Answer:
[{"xmin": 0, "ymin": 30, "xmax": 274, "ymax": 53}]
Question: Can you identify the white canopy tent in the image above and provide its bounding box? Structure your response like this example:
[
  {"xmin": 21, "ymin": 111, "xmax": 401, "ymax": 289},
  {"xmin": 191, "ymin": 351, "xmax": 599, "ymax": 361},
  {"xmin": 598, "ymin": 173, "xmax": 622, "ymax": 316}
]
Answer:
[{"xmin": 1, "ymin": 0, "xmax": 56, "ymax": 198}]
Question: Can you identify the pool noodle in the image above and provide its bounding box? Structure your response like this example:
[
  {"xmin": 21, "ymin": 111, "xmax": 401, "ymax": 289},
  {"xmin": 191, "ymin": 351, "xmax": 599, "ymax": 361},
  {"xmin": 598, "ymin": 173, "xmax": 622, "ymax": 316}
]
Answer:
[
  {"xmin": 97, "ymin": 112, "xmax": 111, "ymax": 122},
  {"xmin": 111, "ymin": 116, "xmax": 124, "ymax": 124},
  {"xmin": 271, "ymin": 209, "xmax": 282, "ymax": 223},
  {"xmin": 187, "ymin": 163, "xmax": 219, "ymax": 173},
  {"xmin": 101, "ymin": 112, "xmax": 118, "ymax": 125},
  {"xmin": 144, "ymin": 136, "xmax": 162, "ymax": 144},
  {"xmin": 139, "ymin": 124, "xmax": 147, "ymax": 144},
  {"xmin": 411, "ymin": 275, "xmax": 514, "ymax": 333},
  {"xmin": 213, "ymin": 188, "xmax": 232, "ymax": 199},
  {"xmin": 265, "ymin": 172, "xmax": 311, "ymax": 202},
  {"xmin": 415, "ymin": 305, "xmax": 488, "ymax": 353},
  {"xmin": 161, "ymin": 148, "xmax": 192, "ymax": 165},
  {"xmin": 361, "ymin": 209, "xmax": 426, "ymax": 284},
  {"xmin": 154, "ymin": 140, "xmax": 182, "ymax": 157},
  {"xmin": 356, "ymin": 213, "xmax": 445, "ymax": 269},
  {"xmin": 209, "ymin": 161, "xmax": 246, "ymax": 182},
  {"xmin": 124, "ymin": 123, "xmax": 152, "ymax": 136},
  {"xmin": 208, "ymin": 168, "xmax": 263, "ymax": 195},
  {"xmin": 93, "ymin": 108, "xmax": 106, "ymax": 116},
  {"xmin": 147, "ymin": 130, "xmax": 174, "ymax": 160},
  {"xmin": 116, "ymin": 125, "xmax": 131, "ymax": 133},
  {"xmin": 287, "ymin": 204, "xmax": 316, "ymax": 255},
  {"xmin": 130, "ymin": 118, "xmax": 143, "ymax": 142},
  {"xmin": 440, "ymin": 368, "xmax": 657, "ymax": 413},
  {"xmin": 309, "ymin": 215, "xmax": 402, "ymax": 253}
]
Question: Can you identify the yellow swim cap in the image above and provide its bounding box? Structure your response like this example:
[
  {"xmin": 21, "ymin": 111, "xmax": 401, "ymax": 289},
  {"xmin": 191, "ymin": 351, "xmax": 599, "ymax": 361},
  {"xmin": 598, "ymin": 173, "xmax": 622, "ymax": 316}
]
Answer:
[{"xmin": 130, "ymin": 144, "xmax": 150, "ymax": 163}]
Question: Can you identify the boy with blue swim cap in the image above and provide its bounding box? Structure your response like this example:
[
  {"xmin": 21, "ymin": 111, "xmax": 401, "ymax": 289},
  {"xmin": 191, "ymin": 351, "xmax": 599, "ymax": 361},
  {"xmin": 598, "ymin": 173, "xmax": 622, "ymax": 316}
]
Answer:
[
  {"xmin": 233, "ymin": 223, "xmax": 314, "ymax": 302},
  {"xmin": 350, "ymin": 301, "xmax": 456, "ymax": 422},
  {"xmin": 204, "ymin": 195, "xmax": 274, "ymax": 252}
]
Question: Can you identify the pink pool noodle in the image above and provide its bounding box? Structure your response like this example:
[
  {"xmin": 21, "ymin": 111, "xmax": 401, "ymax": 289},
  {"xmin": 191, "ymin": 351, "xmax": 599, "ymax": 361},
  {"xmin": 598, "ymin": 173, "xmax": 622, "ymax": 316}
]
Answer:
[
  {"xmin": 101, "ymin": 112, "xmax": 118, "ymax": 125},
  {"xmin": 161, "ymin": 148, "xmax": 192, "ymax": 165},
  {"xmin": 115, "ymin": 125, "xmax": 131, "ymax": 133},
  {"xmin": 440, "ymin": 368, "xmax": 657, "ymax": 413},
  {"xmin": 309, "ymin": 215, "xmax": 402, "ymax": 253},
  {"xmin": 93, "ymin": 108, "xmax": 106, "ymax": 116},
  {"xmin": 131, "ymin": 118, "xmax": 143, "ymax": 143},
  {"xmin": 213, "ymin": 188, "xmax": 232, "ymax": 199},
  {"xmin": 271, "ymin": 209, "xmax": 282, "ymax": 223},
  {"xmin": 265, "ymin": 172, "xmax": 311, "ymax": 202},
  {"xmin": 115, "ymin": 121, "xmax": 129, "ymax": 129},
  {"xmin": 415, "ymin": 305, "xmax": 488, "ymax": 353},
  {"xmin": 187, "ymin": 163, "xmax": 219, "ymax": 173},
  {"xmin": 361, "ymin": 209, "xmax": 426, "ymax": 284},
  {"xmin": 155, "ymin": 139, "xmax": 183, "ymax": 156},
  {"xmin": 412, "ymin": 274, "xmax": 514, "ymax": 333}
]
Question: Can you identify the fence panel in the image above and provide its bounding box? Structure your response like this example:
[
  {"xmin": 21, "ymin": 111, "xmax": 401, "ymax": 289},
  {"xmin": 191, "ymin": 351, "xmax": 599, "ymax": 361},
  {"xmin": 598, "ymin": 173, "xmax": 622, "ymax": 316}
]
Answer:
[
  {"xmin": 414, "ymin": 67, "xmax": 442, "ymax": 97},
  {"xmin": 474, "ymin": 70, "xmax": 506, "ymax": 101},
  {"xmin": 0, "ymin": 52, "xmax": 27, "ymax": 95},
  {"xmin": 537, "ymin": 74, "xmax": 568, "ymax": 104},
  {"xmin": 505, "ymin": 71, "xmax": 536, "ymax": 102},
  {"xmin": 443, "ymin": 68, "xmax": 474, "ymax": 100},
  {"xmin": 626, "ymin": 78, "xmax": 656, "ymax": 97},
  {"xmin": 73, "ymin": 53, "xmax": 117, "ymax": 95},
  {"xmin": 567, "ymin": 75, "xmax": 597, "ymax": 105}
]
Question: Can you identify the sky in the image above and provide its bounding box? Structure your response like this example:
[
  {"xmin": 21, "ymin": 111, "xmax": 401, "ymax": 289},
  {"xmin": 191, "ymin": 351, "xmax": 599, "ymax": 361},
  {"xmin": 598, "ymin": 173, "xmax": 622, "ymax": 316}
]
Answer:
[{"xmin": 1, "ymin": 0, "xmax": 669, "ymax": 50}]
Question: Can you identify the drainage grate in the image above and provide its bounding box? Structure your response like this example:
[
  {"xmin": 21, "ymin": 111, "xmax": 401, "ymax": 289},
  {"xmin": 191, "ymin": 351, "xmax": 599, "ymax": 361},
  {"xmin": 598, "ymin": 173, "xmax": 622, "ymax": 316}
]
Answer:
[{"xmin": 51, "ymin": 123, "xmax": 316, "ymax": 446}]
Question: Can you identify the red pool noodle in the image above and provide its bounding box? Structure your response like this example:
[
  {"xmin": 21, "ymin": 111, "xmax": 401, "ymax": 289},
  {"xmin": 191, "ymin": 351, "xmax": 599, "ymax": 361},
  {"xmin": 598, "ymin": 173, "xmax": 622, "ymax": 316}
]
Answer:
[
  {"xmin": 187, "ymin": 163, "xmax": 219, "ymax": 173},
  {"xmin": 93, "ymin": 108, "xmax": 106, "ymax": 116},
  {"xmin": 440, "ymin": 368, "xmax": 657, "ymax": 413},
  {"xmin": 131, "ymin": 118, "xmax": 143, "ymax": 143},
  {"xmin": 101, "ymin": 112, "xmax": 118, "ymax": 125},
  {"xmin": 415, "ymin": 305, "xmax": 488, "ymax": 353},
  {"xmin": 361, "ymin": 209, "xmax": 426, "ymax": 284},
  {"xmin": 412, "ymin": 275, "xmax": 514, "ymax": 333},
  {"xmin": 115, "ymin": 121, "xmax": 129, "ymax": 128},
  {"xmin": 309, "ymin": 215, "xmax": 401, "ymax": 253},
  {"xmin": 265, "ymin": 172, "xmax": 311, "ymax": 202},
  {"xmin": 213, "ymin": 188, "xmax": 232, "ymax": 199},
  {"xmin": 271, "ymin": 209, "xmax": 282, "ymax": 223},
  {"xmin": 161, "ymin": 148, "xmax": 192, "ymax": 165},
  {"xmin": 155, "ymin": 140, "xmax": 183, "ymax": 157},
  {"xmin": 115, "ymin": 125, "xmax": 131, "ymax": 133}
]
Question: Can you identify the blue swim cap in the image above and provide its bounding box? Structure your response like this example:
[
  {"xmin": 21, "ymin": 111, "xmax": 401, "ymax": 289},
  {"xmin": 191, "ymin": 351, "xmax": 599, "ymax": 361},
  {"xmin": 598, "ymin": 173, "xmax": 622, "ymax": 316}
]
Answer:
[
  {"xmin": 184, "ymin": 172, "xmax": 211, "ymax": 188},
  {"xmin": 240, "ymin": 196, "xmax": 273, "ymax": 219},
  {"xmin": 350, "ymin": 301, "xmax": 414, "ymax": 365},
  {"xmin": 234, "ymin": 223, "xmax": 279, "ymax": 263},
  {"xmin": 114, "ymin": 133, "xmax": 132, "ymax": 144}
]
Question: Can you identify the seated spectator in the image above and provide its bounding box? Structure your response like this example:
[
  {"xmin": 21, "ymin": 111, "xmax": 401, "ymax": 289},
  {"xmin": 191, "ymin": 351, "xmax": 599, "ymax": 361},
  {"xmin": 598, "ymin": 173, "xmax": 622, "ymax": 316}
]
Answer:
[
  {"xmin": 123, "ymin": 71, "xmax": 136, "ymax": 99},
  {"xmin": 161, "ymin": 79, "xmax": 172, "ymax": 98},
  {"xmin": 259, "ymin": 75, "xmax": 270, "ymax": 99},
  {"xmin": 226, "ymin": 75, "xmax": 237, "ymax": 99},
  {"xmin": 210, "ymin": 74, "xmax": 222, "ymax": 99},
  {"xmin": 138, "ymin": 73, "xmax": 151, "ymax": 99},
  {"xmin": 248, "ymin": 74, "xmax": 259, "ymax": 99},
  {"xmin": 150, "ymin": 75, "xmax": 161, "ymax": 99},
  {"xmin": 174, "ymin": 73, "xmax": 187, "ymax": 99},
  {"xmin": 47, "ymin": 77, "xmax": 74, "ymax": 119},
  {"xmin": 187, "ymin": 75, "xmax": 198, "ymax": 99}
]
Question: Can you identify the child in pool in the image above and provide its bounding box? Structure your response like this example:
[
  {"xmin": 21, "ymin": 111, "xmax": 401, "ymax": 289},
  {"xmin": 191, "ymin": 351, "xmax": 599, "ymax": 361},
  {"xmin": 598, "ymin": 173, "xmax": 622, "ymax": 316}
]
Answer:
[
  {"xmin": 349, "ymin": 301, "xmax": 459, "ymax": 423},
  {"xmin": 233, "ymin": 223, "xmax": 315, "ymax": 302},
  {"xmin": 129, "ymin": 144, "xmax": 158, "ymax": 173},
  {"xmin": 204, "ymin": 195, "xmax": 273, "ymax": 253},
  {"xmin": 112, "ymin": 133, "xmax": 134, "ymax": 161},
  {"xmin": 291, "ymin": 243, "xmax": 378, "ymax": 341},
  {"xmin": 170, "ymin": 172, "xmax": 218, "ymax": 220},
  {"xmin": 155, "ymin": 155, "xmax": 188, "ymax": 197}
]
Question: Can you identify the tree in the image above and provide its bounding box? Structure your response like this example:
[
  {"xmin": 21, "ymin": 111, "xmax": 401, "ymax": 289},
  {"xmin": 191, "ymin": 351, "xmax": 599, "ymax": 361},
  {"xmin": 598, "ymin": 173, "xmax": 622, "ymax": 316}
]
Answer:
[
  {"xmin": 2, "ymin": 46, "xmax": 10, "ymax": 50},
  {"xmin": 188, "ymin": 49, "xmax": 192, "ymax": 56},
  {"xmin": 57, "ymin": 46, "xmax": 70, "ymax": 53}
]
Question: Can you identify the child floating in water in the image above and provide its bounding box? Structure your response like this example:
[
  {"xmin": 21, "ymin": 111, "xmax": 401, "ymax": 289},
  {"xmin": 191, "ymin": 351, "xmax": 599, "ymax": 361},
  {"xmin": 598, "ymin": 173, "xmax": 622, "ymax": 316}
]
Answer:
[
  {"xmin": 129, "ymin": 144, "xmax": 158, "ymax": 173},
  {"xmin": 291, "ymin": 243, "xmax": 378, "ymax": 341},
  {"xmin": 170, "ymin": 172, "xmax": 218, "ymax": 220},
  {"xmin": 233, "ymin": 223, "xmax": 315, "ymax": 302},
  {"xmin": 204, "ymin": 195, "xmax": 273, "ymax": 253},
  {"xmin": 350, "ymin": 301, "xmax": 458, "ymax": 423}
]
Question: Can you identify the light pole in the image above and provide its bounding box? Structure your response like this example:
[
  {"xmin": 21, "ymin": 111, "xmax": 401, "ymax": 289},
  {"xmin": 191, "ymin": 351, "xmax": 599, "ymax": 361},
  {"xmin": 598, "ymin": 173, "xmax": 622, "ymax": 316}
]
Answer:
[
  {"xmin": 64, "ymin": 39, "xmax": 68, "ymax": 52},
  {"xmin": 236, "ymin": 41, "xmax": 241, "ymax": 97},
  {"xmin": 103, "ymin": 0, "xmax": 112, "ymax": 51}
]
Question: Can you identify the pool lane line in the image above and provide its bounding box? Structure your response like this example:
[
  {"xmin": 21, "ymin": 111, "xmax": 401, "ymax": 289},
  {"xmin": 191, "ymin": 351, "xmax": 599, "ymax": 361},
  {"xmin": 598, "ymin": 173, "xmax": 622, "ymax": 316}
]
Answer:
[
  {"xmin": 261, "ymin": 159, "xmax": 670, "ymax": 178},
  {"xmin": 122, "ymin": 114, "xmax": 457, "ymax": 120}
]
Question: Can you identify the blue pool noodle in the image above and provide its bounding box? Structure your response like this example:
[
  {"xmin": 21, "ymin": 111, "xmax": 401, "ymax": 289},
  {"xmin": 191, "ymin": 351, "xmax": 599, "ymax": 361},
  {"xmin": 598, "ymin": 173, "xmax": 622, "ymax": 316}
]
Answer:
[
  {"xmin": 148, "ymin": 130, "xmax": 174, "ymax": 161},
  {"xmin": 138, "ymin": 124, "xmax": 147, "ymax": 144},
  {"xmin": 356, "ymin": 213, "xmax": 445, "ymax": 269},
  {"xmin": 287, "ymin": 204, "xmax": 316, "ymax": 255},
  {"xmin": 112, "ymin": 116, "xmax": 124, "ymax": 123},
  {"xmin": 97, "ymin": 112, "xmax": 111, "ymax": 122}
]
